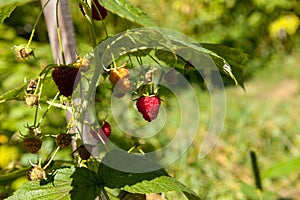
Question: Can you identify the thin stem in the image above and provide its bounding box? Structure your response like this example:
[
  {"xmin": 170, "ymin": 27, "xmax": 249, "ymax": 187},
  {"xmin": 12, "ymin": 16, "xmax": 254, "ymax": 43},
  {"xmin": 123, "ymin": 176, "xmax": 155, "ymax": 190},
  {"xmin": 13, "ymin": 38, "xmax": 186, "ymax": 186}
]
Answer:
[
  {"xmin": 27, "ymin": 0, "xmax": 51, "ymax": 47},
  {"xmin": 81, "ymin": 1, "xmax": 97, "ymax": 47},
  {"xmin": 37, "ymin": 92, "xmax": 60, "ymax": 127},
  {"xmin": 33, "ymin": 103, "xmax": 39, "ymax": 127},
  {"xmin": 56, "ymin": 0, "xmax": 66, "ymax": 64},
  {"xmin": 43, "ymin": 146, "xmax": 60, "ymax": 170},
  {"xmin": 92, "ymin": 0, "xmax": 108, "ymax": 38}
]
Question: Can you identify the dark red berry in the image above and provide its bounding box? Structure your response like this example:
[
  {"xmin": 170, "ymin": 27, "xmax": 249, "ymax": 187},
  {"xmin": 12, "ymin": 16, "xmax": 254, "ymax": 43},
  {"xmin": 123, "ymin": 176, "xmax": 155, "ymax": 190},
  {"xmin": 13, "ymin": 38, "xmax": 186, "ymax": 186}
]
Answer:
[
  {"xmin": 52, "ymin": 67, "xmax": 80, "ymax": 97},
  {"xmin": 23, "ymin": 137, "xmax": 42, "ymax": 154},
  {"xmin": 101, "ymin": 121, "xmax": 111, "ymax": 138},
  {"xmin": 136, "ymin": 95, "xmax": 161, "ymax": 122},
  {"xmin": 56, "ymin": 134, "xmax": 72, "ymax": 148},
  {"xmin": 77, "ymin": 145, "xmax": 91, "ymax": 160},
  {"xmin": 90, "ymin": 121, "xmax": 111, "ymax": 142},
  {"xmin": 79, "ymin": 0, "xmax": 107, "ymax": 21}
]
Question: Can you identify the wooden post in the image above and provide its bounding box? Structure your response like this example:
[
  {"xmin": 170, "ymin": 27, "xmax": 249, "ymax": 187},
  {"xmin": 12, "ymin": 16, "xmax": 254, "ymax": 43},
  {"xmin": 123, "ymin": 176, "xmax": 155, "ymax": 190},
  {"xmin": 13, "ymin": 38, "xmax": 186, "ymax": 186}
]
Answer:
[
  {"xmin": 40, "ymin": 0, "xmax": 78, "ymax": 153},
  {"xmin": 40, "ymin": 0, "xmax": 77, "ymax": 64}
]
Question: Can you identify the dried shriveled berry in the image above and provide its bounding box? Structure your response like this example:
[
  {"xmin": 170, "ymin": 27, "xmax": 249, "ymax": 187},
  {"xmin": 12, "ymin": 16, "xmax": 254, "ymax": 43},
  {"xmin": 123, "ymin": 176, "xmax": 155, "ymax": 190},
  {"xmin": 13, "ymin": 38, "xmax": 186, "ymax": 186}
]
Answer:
[
  {"xmin": 28, "ymin": 165, "xmax": 46, "ymax": 181},
  {"xmin": 56, "ymin": 134, "xmax": 72, "ymax": 148},
  {"xmin": 24, "ymin": 94, "xmax": 39, "ymax": 107},
  {"xmin": 77, "ymin": 145, "xmax": 91, "ymax": 160},
  {"xmin": 14, "ymin": 44, "xmax": 34, "ymax": 59},
  {"xmin": 26, "ymin": 79, "xmax": 37, "ymax": 94},
  {"xmin": 23, "ymin": 137, "xmax": 42, "ymax": 154}
]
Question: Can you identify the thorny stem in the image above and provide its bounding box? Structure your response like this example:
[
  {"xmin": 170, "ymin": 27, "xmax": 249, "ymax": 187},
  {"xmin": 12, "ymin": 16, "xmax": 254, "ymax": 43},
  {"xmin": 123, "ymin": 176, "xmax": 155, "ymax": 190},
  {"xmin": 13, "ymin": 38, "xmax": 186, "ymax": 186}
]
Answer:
[{"xmin": 27, "ymin": 0, "xmax": 51, "ymax": 47}]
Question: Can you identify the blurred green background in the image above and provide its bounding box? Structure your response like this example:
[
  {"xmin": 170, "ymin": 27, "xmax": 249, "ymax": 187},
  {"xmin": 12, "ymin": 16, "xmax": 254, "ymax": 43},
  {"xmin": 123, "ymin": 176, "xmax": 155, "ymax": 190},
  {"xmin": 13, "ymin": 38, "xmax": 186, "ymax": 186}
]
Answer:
[{"xmin": 0, "ymin": 0, "xmax": 300, "ymax": 199}]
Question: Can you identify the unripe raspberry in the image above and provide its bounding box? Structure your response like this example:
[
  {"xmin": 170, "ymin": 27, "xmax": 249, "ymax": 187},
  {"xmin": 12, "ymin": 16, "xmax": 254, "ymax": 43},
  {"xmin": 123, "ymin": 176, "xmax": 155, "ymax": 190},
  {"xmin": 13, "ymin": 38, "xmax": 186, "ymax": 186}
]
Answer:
[
  {"xmin": 115, "ymin": 77, "xmax": 131, "ymax": 94},
  {"xmin": 109, "ymin": 67, "xmax": 130, "ymax": 85},
  {"xmin": 77, "ymin": 145, "xmax": 91, "ymax": 160},
  {"xmin": 56, "ymin": 134, "xmax": 72, "ymax": 148},
  {"xmin": 23, "ymin": 137, "xmax": 42, "ymax": 154}
]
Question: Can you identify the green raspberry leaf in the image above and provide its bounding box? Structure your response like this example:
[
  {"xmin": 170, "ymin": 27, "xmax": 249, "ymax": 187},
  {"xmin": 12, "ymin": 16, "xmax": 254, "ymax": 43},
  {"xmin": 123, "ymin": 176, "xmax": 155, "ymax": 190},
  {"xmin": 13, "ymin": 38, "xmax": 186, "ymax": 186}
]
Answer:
[
  {"xmin": 123, "ymin": 176, "xmax": 201, "ymax": 200},
  {"xmin": 0, "ymin": 82, "xmax": 27, "ymax": 103},
  {"xmin": 70, "ymin": 167, "xmax": 102, "ymax": 200},
  {"xmin": 98, "ymin": 149, "xmax": 168, "ymax": 188},
  {"xmin": 7, "ymin": 167, "xmax": 103, "ymax": 200},
  {"xmin": 7, "ymin": 167, "xmax": 74, "ymax": 200},
  {"xmin": 98, "ymin": 0, "xmax": 156, "ymax": 27},
  {"xmin": 98, "ymin": 149, "xmax": 201, "ymax": 199}
]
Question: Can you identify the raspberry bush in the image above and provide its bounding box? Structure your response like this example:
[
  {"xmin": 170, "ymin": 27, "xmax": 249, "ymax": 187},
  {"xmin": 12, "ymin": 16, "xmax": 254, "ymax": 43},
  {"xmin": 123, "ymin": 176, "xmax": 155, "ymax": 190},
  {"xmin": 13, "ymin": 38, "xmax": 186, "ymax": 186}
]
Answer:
[{"xmin": 0, "ymin": 0, "xmax": 248, "ymax": 199}]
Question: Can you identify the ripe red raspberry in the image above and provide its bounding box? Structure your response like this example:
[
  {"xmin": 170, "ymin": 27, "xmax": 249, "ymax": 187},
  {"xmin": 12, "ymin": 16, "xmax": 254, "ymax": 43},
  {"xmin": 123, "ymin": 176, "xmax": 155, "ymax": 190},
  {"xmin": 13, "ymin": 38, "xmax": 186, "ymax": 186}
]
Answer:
[
  {"xmin": 77, "ymin": 145, "xmax": 91, "ymax": 160},
  {"xmin": 79, "ymin": 0, "xmax": 107, "ymax": 21},
  {"xmin": 56, "ymin": 134, "xmax": 72, "ymax": 148},
  {"xmin": 23, "ymin": 137, "xmax": 42, "ymax": 154},
  {"xmin": 52, "ymin": 67, "xmax": 80, "ymax": 97},
  {"xmin": 90, "ymin": 121, "xmax": 111, "ymax": 141},
  {"xmin": 136, "ymin": 95, "xmax": 161, "ymax": 122},
  {"xmin": 101, "ymin": 121, "xmax": 111, "ymax": 138}
]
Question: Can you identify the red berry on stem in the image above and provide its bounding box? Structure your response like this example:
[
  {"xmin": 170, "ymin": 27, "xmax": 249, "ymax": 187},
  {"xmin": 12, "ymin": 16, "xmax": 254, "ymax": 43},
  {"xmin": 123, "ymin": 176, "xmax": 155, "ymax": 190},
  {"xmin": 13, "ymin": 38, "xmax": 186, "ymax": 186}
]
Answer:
[
  {"xmin": 136, "ymin": 95, "xmax": 161, "ymax": 122},
  {"xmin": 52, "ymin": 67, "xmax": 80, "ymax": 97},
  {"xmin": 101, "ymin": 121, "xmax": 111, "ymax": 138},
  {"xmin": 79, "ymin": 0, "xmax": 107, "ymax": 21},
  {"xmin": 90, "ymin": 121, "xmax": 111, "ymax": 141},
  {"xmin": 92, "ymin": 0, "xmax": 107, "ymax": 20}
]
